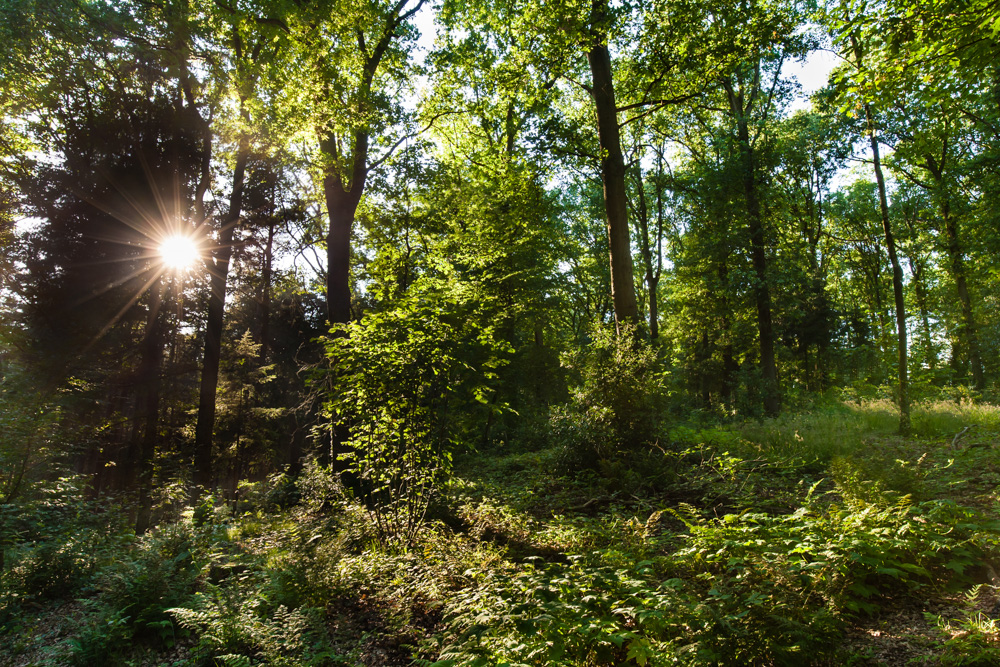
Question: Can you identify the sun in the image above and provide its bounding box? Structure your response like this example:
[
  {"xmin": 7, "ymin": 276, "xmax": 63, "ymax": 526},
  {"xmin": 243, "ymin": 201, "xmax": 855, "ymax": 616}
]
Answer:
[{"xmin": 158, "ymin": 234, "xmax": 200, "ymax": 270}]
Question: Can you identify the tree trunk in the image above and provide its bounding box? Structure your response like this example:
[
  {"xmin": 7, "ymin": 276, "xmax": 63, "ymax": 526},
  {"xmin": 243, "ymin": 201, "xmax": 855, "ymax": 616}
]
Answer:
[
  {"xmin": 724, "ymin": 78, "xmax": 779, "ymax": 417},
  {"xmin": 193, "ymin": 137, "xmax": 250, "ymax": 490},
  {"xmin": 259, "ymin": 216, "xmax": 275, "ymax": 363},
  {"xmin": 632, "ymin": 165, "xmax": 660, "ymax": 340},
  {"xmin": 136, "ymin": 275, "xmax": 165, "ymax": 534},
  {"xmin": 588, "ymin": 0, "xmax": 639, "ymax": 331},
  {"xmin": 908, "ymin": 256, "xmax": 935, "ymax": 371},
  {"xmin": 939, "ymin": 194, "xmax": 983, "ymax": 390},
  {"xmin": 323, "ymin": 175, "xmax": 364, "ymax": 326},
  {"xmin": 864, "ymin": 99, "xmax": 910, "ymax": 435}
]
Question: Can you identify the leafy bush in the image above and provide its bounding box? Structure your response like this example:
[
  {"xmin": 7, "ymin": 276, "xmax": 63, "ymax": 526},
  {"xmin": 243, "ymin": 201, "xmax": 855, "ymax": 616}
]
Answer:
[
  {"xmin": 95, "ymin": 522, "xmax": 200, "ymax": 636},
  {"xmin": 170, "ymin": 587, "xmax": 331, "ymax": 666},
  {"xmin": 324, "ymin": 296, "xmax": 507, "ymax": 546},
  {"xmin": 550, "ymin": 323, "xmax": 668, "ymax": 470},
  {"xmin": 0, "ymin": 369, "xmax": 63, "ymax": 504},
  {"xmin": 428, "ymin": 554, "xmax": 839, "ymax": 667},
  {"xmin": 0, "ymin": 477, "xmax": 129, "ymax": 612}
]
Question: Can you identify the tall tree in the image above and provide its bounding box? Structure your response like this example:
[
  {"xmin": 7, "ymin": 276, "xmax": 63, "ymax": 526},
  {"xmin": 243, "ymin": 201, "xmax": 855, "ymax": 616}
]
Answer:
[
  {"xmin": 587, "ymin": 0, "xmax": 640, "ymax": 329},
  {"xmin": 702, "ymin": 0, "xmax": 811, "ymax": 416},
  {"xmin": 830, "ymin": 19, "xmax": 911, "ymax": 433},
  {"xmin": 191, "ymin": 1, "xmax": 288, "ymax": 490},
  {"xmin": 295, "ymin": 0, "xmax": 427, "ymax": 326}
]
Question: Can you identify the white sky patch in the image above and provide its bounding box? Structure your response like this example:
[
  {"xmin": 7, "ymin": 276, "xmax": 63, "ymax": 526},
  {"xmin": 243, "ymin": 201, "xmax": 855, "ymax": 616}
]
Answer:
[
  {"xmin": 786, "ymin": 48, "xmax": 841, "ymax": 112},
  {"xmin": 413, "ymin": 2, "xmax": 437, "ymax": 58}
]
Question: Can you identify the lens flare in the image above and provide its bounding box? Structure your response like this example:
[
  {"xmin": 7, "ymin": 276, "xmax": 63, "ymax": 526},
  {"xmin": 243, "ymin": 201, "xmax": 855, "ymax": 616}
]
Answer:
[{"xmin": 159, "ymin": 235, "xmax": 199, "ymax": 270}]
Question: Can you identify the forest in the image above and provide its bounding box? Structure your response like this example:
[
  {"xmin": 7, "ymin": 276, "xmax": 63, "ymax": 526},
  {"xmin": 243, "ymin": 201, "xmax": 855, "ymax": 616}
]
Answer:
[{"xmin": 1, "ymin": 0, "xmax": 1000, "ymax": 664}]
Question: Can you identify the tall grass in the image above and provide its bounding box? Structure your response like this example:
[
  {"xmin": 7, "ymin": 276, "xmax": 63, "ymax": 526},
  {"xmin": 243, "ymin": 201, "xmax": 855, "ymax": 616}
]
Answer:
[
  {"xmin": 734, "ymin": 399, "xmax": 899, "ymax": 462},
  {"xmin": 910, "ymin": 400, "xmax": 1000, "ymax": 439},
  {"xmin": 729, "ymin": 398, "xmax": 1000, "ymax": 463}
]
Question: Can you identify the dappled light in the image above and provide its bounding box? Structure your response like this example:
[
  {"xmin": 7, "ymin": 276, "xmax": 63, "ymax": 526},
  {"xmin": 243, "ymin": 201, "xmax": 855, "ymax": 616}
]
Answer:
[{"xmin": 2, "ymin": 0, "xmax": 1000, "ymax": 664}]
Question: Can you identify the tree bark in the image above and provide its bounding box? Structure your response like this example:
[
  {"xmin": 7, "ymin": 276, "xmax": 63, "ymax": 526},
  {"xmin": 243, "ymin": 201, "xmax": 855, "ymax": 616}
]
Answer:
[
  {"xmin": 588, "ymin": 0, "xmax": 639, "ymax": 331},
  {"xmin": 193, "ymin": 137, "xmax": 250, "ymax": 489},
  {"xmin": 863, "ymin": 99, "xmax": 910, "ymax": 435},
  {"xmin": 723, "ymin": 77, "xmax": 779, "ymax": 417},
  {"xmin": 942, "ymin": 206, "xmax": 984, "ymax": 390},
  {"xmin": 319, "ymin": 0, "xmax": 424, "ymax": 325},
  {"xmin": 923, "ymin": 155, "xmax": 984, "ymax": 390},
  {"xmin": 259, "ymin": 217, "xmax": 275, "ymax": 363},
  {"xmin": 908, "ymin": 256, "xmax": 936, "ymax": 371},
  {"xmin": 322, "ymin": 156, "xmax": 365, "ymax": 326},
  {"xmin": 632, "ymin": 165, "xmax": 660, "ymax": 341}
]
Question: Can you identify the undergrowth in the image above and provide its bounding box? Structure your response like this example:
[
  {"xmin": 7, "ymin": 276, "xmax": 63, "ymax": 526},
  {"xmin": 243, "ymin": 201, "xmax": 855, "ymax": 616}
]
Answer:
[{"xmin": 1, "ymin": 399, "xmax": 999, "ymax": 666}]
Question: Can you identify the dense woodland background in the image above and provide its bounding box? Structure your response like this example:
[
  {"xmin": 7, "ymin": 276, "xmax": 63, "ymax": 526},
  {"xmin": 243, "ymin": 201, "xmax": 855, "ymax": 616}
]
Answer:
[{"xmin": 2, "ymin": 0, "xmax": 1000, "ymax": 665}]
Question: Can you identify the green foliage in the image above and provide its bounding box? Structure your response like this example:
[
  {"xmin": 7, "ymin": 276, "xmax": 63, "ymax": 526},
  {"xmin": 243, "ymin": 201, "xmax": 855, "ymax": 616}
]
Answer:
[
  {"xmin": 550, "ymin": 324, "xmax": 669, "ymax": 470},
  {"xmin": 0, "ymin": 369, "xmax": 62, "ymax": 503},
  {"xmin": 325, "ymin": 292, "xmax": 507, "ymax": 546},
  {"xmin": 0, "ymin": 478, "xmax": 129, "ymax": 613},
  {"xmin": 925, "ymin": 586, "xmax": 1000, "ymax": 666},
  {"xmin": 734, "ymin": 401, "xmax": 898, "ymax": 462},
  {"xmin": 170, "ymin": 590, "xmax": 327, "ymax": 666},
  {"xmin": 429, "ymin": 554, "xmax": 841, "ymax": 666},
  {"xmin": 68, "ymin": 608, "xmax": 133, "ymax": 667},
  {"xmin": 427, "ymin": 491, "xmax": 999, "ymax": 667},
  {"xmin": 910, "ymin": 400, "xmax": 1000, "ymax": 440},
  {"xmin": 95, "ymin": 523, "xmax": 200, "ymax": 636}
]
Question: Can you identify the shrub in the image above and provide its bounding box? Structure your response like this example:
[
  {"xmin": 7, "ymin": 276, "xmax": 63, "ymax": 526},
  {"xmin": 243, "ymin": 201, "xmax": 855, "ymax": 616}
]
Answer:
[
  {"xmin": 96, "ymin": 523, "xmax": 200, "ymax": 637},
  {"xmin": 0, "ymin": 477, "xmax": 128, "ymax": 611},
  {"xmin": 550, "ymin": 323, "xmax": 668, "ymax": 470},
  {"xmin": 324, "ymin": 296, "xmax": 507, "ymax": 546}
]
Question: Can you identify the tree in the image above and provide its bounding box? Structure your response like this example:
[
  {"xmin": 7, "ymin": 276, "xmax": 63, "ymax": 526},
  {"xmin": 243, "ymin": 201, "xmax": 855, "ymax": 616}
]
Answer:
[
  {"xmin": 828, "ymin": 12, "xmax": 911, "ymax": 432},
  {"xmin": 289, "ymin": 0, "xmax": 428, "ymax": 326},
  {"xmin": 192, "ymin": 0, "xmax": 290, "ymax": 490}
]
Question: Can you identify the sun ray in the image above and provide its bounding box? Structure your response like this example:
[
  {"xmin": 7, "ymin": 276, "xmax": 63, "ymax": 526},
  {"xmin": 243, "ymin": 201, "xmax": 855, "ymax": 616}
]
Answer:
[{"xmin": 79, "ymin": 265, "xmax": 167, "ymax": 360}]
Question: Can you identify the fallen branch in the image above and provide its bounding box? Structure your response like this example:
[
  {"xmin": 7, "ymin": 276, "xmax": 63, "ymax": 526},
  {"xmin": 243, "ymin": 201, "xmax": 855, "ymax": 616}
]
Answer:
[{"xmin": 950, "ymin": 425, "xmax": 975, "ymax": 449}]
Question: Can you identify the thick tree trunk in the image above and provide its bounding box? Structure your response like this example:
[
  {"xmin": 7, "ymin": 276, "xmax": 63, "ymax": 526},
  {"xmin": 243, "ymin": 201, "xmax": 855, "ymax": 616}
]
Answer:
[
  {"xmin": 724, "ymin": 79, "xmax": 779, "ymax": 417},
  {"xmin": 193, "ymin": 138, "xmax": 250, "ymax": 489},
  {"xmin": 864, "ymin": 101, "xmax": 910, "ymax": 435},
  {"xmin": 323, "ymin": 177, "xmax": 363, "ymax": 326},
  {"xmin": 588, "ymin": 2, "xmax": 639, "ymax": 331}
]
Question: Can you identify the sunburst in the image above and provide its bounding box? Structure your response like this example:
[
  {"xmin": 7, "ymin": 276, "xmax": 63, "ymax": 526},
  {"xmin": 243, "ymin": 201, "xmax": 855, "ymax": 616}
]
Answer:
[{"xmin": 158, "ymin": 234, "xmax": 201, "ymax": 270}]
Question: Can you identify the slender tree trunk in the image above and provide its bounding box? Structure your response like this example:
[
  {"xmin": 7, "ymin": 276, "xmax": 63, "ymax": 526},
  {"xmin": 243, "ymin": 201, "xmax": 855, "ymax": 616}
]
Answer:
[
  {"xmin": 194, "ymin": 137, "xmax": 250, "ymax": 489},
  {"xmin": 863, "ymin": 99, "xmax": 910, "ymax": 435},
  {"xmin": 724, "ymin": 78, "xmax": 779, "ymax": 417},
  {"xmin": 632, "ymin": 166, "xmax": 659, "ymax": 340},
  {"xmin": 136, "ymin": 275, "xmax": 165, "ymax": 534},
  {"xmin": 920, "ymin": 145, "xmax": 983, "ymax": 388},
  {"xmin": 940, "ymin": 198, "xmax": 984, "ymax": 390},
  {"xmin": 259, "ymin": 218, "xmax": 275, "ymax": 363},
  {"xmin": 588, "ymin": 0, "xmax": 639, "ymax": 331},
  {"xmin": 908, "ymin": 256, "xmax": 936, "ymax": 371}
]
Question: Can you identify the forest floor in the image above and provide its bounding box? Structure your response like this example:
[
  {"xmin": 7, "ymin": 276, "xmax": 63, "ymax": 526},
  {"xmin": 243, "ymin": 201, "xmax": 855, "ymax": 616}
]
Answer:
[{"xmin": 2, "ymin": 398, "xmax": 1000, "ymax": 666}]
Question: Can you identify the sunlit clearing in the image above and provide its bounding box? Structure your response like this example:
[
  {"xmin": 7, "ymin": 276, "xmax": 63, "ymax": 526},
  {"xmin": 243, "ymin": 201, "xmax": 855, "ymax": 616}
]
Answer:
[{"xmin": 159, "ymin": 235, "xmax": 200, "ymax": 269}]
